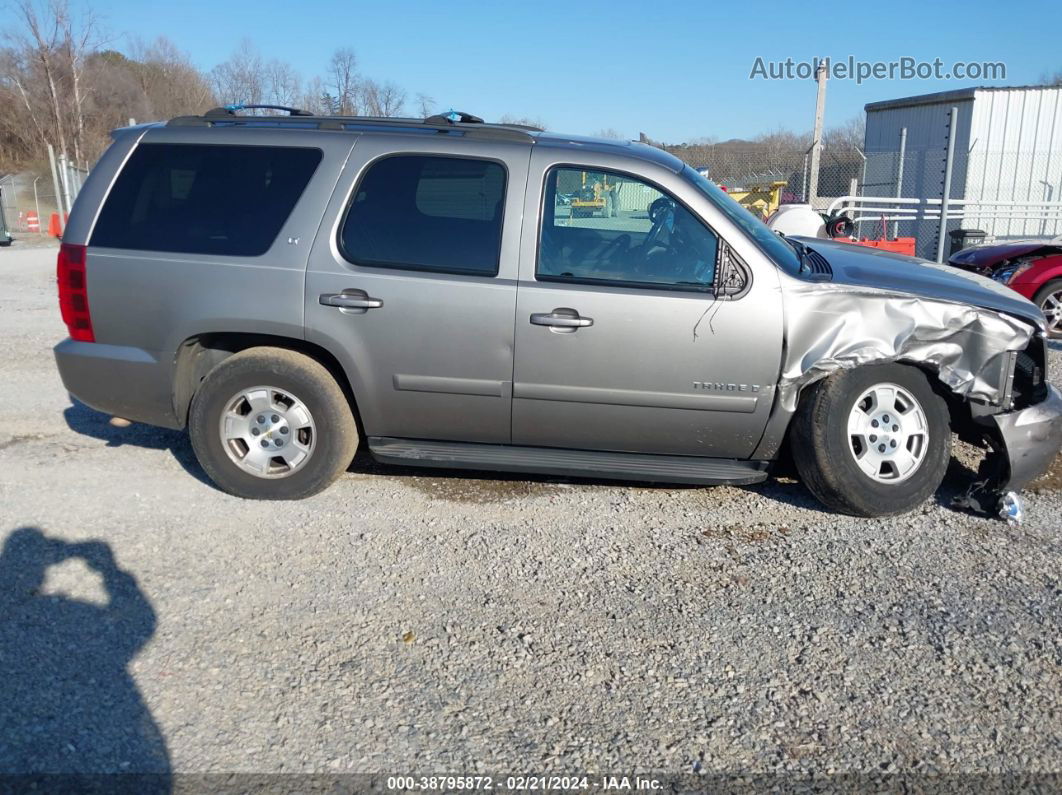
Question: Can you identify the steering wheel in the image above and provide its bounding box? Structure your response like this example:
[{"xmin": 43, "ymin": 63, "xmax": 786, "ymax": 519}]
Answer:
[
  {"xmin": 648, "ymin": 196, "xmax": 674, "ymax": 224},
  {"xmin": 641, "ymin": 197, "xmax": 676, "ymax": 256}
]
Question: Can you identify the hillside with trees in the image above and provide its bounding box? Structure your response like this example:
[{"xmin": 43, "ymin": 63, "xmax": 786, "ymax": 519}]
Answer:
[{"xmin": 0, "ymin": 0, "xmax": 432, "ymax": 175}]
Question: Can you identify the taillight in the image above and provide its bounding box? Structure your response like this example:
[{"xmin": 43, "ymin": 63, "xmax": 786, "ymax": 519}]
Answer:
[{"xmin": 57, "ymin": 243, "xmax": 94, "ymax": 342}]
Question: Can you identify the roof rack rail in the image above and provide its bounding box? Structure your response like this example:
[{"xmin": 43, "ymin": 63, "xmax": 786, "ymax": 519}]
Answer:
[{"xmin": 166, "ymin": 108, "xmax": 542, "ymax": 141}]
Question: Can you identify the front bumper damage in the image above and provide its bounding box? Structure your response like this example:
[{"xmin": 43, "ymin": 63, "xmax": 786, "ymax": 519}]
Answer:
[
  {"xmin": 775, "ymin": 280, "xmax": 1061, "ymax": 520},
  {"xmin": 957, "ymin": 385, "xmax": 1062, "ymax": 519}
]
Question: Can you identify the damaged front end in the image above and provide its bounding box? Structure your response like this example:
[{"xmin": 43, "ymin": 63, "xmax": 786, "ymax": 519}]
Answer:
[
  {"xmin": 776, "ymin": 276, "xmax": 1062, "ymax": 520},
  {"xmin": 958, "ymin": 334, "xmax": 1062, "ymax": 519}
]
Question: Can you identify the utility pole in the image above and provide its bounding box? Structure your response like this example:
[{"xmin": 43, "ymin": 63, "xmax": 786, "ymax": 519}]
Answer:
[{"xmin": 807, "ymin": 58, "xmax": 828, "ymax": 207}]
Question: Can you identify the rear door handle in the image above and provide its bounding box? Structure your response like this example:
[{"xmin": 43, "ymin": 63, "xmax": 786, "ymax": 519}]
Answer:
[
  {"xmin": 320, "ymin": 290, "xmax": 383, "ymax": 313},
  {"xmin": 530, "ymin": 308, "xmax": 593, "ymax": 332}
]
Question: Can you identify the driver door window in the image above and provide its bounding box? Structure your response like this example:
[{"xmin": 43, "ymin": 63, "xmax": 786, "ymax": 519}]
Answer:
[{"xmin": 538, "ymin": 167, "xmax": 719, "ymax": 290}]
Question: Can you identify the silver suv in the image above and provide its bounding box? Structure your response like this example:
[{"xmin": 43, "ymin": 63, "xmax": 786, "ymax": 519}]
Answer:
[{"xmin": 54, "ymin": 107, "xmax": 1062, "ymax": 517}]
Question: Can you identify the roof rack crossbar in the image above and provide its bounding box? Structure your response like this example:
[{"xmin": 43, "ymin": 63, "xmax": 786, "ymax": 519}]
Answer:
[
  {"xmin": 424, "ymin": 110, "xmax": 485, "ymax": 125},
  {"xmin": 205, "ymin": 104, "xmax": 314, "ymax": 117}
]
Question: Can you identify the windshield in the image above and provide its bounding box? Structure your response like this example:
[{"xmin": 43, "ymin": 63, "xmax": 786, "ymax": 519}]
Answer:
[{"xmin": 682, "ymin": 165, "xmax": 801, "ymax": 274}]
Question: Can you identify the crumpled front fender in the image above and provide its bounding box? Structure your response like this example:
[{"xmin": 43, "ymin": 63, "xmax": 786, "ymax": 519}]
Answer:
[{"xmin": 776, "ymin": 282, "xmax": 1035, "ymax": 412}]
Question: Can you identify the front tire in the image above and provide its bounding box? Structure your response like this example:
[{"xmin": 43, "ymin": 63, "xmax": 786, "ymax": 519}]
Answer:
[
  {"xmin": 189, "ymin": 347, "xmax": 358, "ymax": 499},
  {"xmin": 790, "ymin": 364, "xmax": 951, "ymax": 516}
]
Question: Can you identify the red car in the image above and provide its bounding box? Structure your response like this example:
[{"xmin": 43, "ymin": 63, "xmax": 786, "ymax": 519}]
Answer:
[{"xmin": 949, "ymin": 239, "xmax": 1062, "ymax": 338}]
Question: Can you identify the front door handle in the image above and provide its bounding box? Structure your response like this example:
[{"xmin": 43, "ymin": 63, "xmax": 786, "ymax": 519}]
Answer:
[
  {"xmin": 530, "ymin": 308, "xmax": 593, "ymax": 332},
  {"xmin": 320, "ymin": 290, "xmax": 384, "ymax": 313}
]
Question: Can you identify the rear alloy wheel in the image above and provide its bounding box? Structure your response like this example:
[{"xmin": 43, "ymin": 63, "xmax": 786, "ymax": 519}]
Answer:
[
  {"xmin": 218, "ymin": 385, "xmax": 317, "ymax": 479},
  {"xmin": 1034, "ymin": 279, "xmax": 1062, "ymax": 338},
  {"xmin": 189, "ymin": 347, "xmax": 358, "ymax": 499},
  {"xmin": 791, "ymin": 363, "xmax": 951, "ymax": 517}
]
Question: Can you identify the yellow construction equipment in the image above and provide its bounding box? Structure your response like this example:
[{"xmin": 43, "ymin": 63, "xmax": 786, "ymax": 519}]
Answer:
[
  {"xmin": 569, "ymin": 171, "xmax": 612, "ymax": 217},
  {"xmin": 723, "ymin": 180, "xmax": 788, "ymax": 221}
]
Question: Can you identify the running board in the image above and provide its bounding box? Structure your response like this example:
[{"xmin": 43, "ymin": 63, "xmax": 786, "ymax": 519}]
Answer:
[{"xmin": 367, "ymin": 437, "xmax": 769, "ymax": 486}]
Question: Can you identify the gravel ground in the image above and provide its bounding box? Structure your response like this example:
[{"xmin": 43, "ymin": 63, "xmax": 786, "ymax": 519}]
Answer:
[{"xmin": 1, "ymin": 244, "xmax": 1061, "ymax": 784}]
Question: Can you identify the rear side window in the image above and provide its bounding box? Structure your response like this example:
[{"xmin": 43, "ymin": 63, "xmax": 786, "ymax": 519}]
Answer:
[
  {"xmin": 339, "ymin": 155, "xmax": 506, "ymax": 275},
  {"xmin": 91, "ymin": 143, "xmax": 322, "ymax": 256}
]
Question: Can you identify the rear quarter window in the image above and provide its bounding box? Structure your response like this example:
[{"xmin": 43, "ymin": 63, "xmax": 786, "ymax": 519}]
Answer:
[{"xmin": 90, "ymin": 143, "xmax": 322, "ymax": 256}]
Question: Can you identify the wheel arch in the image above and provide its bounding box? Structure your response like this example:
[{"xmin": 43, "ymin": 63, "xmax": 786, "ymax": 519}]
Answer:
[
  {"xmin": 1031, "ymin": 276, "xmax": 1062, "ymax": 311},
  {"xmin": 173, "ymin": 332, "xmax": 363, "ymax": 432},
  {"xmin": 758, "ymin": 359, "xmax": 978, "ymax": 462}
]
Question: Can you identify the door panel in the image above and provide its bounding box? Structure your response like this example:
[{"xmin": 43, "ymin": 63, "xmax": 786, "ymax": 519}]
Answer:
[
  {"xmin": 305, "ymin": 136, "xmax": 530, "ymax": 444},
  {"xmin": 512, "ymin": 152, "xmax": 784, "ymax": 458}
]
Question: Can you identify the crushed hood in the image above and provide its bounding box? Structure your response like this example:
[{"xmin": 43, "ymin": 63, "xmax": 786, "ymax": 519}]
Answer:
[
  {"xmin": 796, "ymin": 237, "xmax": 1045, "ymax": 329},
  {"xmin": 949, "ymin": 241, "xmax": 1062, "ymax": 269}
]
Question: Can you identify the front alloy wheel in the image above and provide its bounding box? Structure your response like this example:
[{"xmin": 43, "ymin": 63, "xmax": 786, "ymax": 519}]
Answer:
[
  {"xmin": 846, "ymin": 383, "xmax": 929, "ymax": 483},
  {"xmin": 791, "ymin": 363, "xmax": 951, "ymax": 517}
]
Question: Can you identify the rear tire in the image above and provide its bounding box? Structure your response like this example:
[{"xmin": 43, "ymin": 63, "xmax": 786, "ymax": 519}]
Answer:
[
  {"xmin": 790, "ymin": 364, "xmax": 951, "ymax": 516},
  {"xmin": 1033, "ymin": 279, "xmax": 1062, "ymax": 339},
  {"xmin": 189, "ymin": 347, "xmax": 358, "ymax": 499}
]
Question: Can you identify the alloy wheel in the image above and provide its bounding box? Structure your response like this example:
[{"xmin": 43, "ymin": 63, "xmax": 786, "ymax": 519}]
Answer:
[
  {"xmin": 218, "ymin": 386, "xmax": 316, "ymax": 478},
  {"xmin": 846, "ymin": 382, "xmax": 929, "ymax": 484}
]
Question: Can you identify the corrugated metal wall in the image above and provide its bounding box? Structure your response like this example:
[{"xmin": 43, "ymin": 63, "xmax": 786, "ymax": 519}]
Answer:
[
  {"xmin": 964, "ymin": 88, "xmax": 1062, "ymax": 239},
  {"xmin": 864, "ymin": 99, "xmax": 973, "ymax": 258},
  {"xmin": 864, "ymin": 87, "xmax": 1062, "ymax": 255}
]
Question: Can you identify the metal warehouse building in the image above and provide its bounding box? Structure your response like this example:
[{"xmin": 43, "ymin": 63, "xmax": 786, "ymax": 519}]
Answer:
[{"xmin": 863, "ymin": 86, "xmax": 1062, "ymax": 259}]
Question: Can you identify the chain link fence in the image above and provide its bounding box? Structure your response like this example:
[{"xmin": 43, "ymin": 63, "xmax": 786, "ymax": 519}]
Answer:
[
  {"xmin": 851, "ymin": 148, "xmax": 1062, "ymax": 260},
  {"xmin": 0, "ymin": 159, "xmax": 89, "ymax": 238},
  {"xmin": 0, "ymin": 173, "xmax": 59, "ymax": 235},
  {"xmin": 669, "ymin": 142, "xmax": 865, "ymax": 220},
  {"xmin": 669, "ymin": 141, "xmax": 1062, "ymax": 261}
]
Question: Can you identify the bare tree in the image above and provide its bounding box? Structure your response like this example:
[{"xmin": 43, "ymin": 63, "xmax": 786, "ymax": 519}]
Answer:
[
  {"xmin": 7, "ymin": 0, "xmax": 71, "ymax": 157},
  {"xmin": 499, "ymin": 113, "xmax": 546, "ymax": 129},
  {"xmin": 265, "ymin": 58, "xmax": 301, "ymax": 108},
  {"xmin": 127, "ymin": 37, "xmax": 214, "ymax": 118},
  {"xmin": 361, "ymin": 78, "xmax": 405, "ymax": 117},
  {"xmin": 57, "ymin": 0, "xmax": 100, "ymax": 163},
  {"xmin": 0, "ymin": 28, "xmax": 433, "ymax": 175},
  {"xmin": 0, "ymin": 47, "xmax": 44, "ymax": 169},
  {"xmin": 211, "ymin": 40, "xmax": 264, "ymax": 106},
  {"xmin": 0, "ymin": 45, "xmax": 49, "ymax": 156},
  {"xmin": 1039, "ymin": 69, "xmax": 1062, "ymax": 86},
  {"xmin": 415, "ymin": 92, "xmax": 435, "ymax": 118},
  {"xmin": 592, "ymin": 128, "xmax": 623, "ymax": 139},
  {"xmin": 823, "ymin": 115, "xmax": 866, "ymax": 153},
  {"xmin": 297, "ymin": 75, "xmax": 330, "ymax": 114},
  {"xmin": 327, "ymin": 47, "xmax": 358, "ymax": 114}
]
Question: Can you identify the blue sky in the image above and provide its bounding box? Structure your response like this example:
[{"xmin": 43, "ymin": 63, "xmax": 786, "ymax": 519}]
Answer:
[{"xmin": 97, "ymin": 0, "xmax": 1061, "ymax": 142}]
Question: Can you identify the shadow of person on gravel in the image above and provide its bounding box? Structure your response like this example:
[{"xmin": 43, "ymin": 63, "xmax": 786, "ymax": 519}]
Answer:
[
  {"xmin": 63, "ymin": 399, "xmax": 212, "ymax": 487},
  {"xmin": 0, "ymin": 527, "xmax": 170, "ymax": 792}
]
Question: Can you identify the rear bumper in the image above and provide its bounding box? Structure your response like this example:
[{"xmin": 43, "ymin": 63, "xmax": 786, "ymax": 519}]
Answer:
[{"xmin": 53, "ymin": 339, "xmax": 181, "ymax": 429}]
